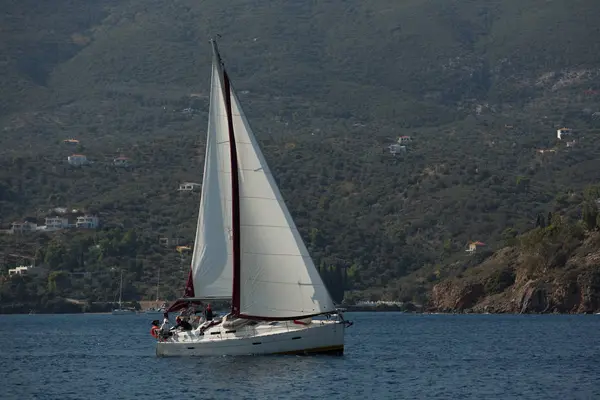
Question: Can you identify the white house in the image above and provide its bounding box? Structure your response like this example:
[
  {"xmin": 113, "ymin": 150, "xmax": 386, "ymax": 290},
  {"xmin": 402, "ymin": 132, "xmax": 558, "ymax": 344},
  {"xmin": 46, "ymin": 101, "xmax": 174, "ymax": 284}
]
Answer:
[
  {"xmin": 44, "ymin": 216, "xmax": 70, "ymax": 231},
  {"xmin": 179, "ymin": 182, "xmax": 201, "ymax": 191},
  {"xmin": 397, "ymin": 135, "xmax": 412, "ymax": 144},
  {"xmin": 76, "ymin": 215, "xmax": 99, "ymax": 229},
  {"xmin": 466, "ymin": 241, "xmax": 486, "ymax": 253},
  {"xmin": 68, "ymin": 154, "xmax": 88, "ymax": 166},
  {"xmin": 8, "ymin": 265, "xmax": 45, "ymax": 277},
  {"xmin": 557, "ymin": 127, "xmax": 573, "ymax": 140},
  {"xmin": 536, "ymin": 149, "xmax": 556, "ymax": 154},
  {"xmin": 388, "ymin": 144, "xmax": 407, "ymax": 155},
  {"xmin": 113, "ymin": 156, "xmax": 130, "ymax": 167},
  {"xmin": 11, "ymin": 221, "xmax": 37, "ymax": 233}
]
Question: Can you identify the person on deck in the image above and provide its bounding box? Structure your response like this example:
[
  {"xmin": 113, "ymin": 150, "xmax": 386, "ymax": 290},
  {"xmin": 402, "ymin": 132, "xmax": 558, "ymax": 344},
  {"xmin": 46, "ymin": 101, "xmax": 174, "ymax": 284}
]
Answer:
[
  {"xmin": 150, "ymin": 320, "xmax": 161, "ymax": 339},
  {"xmin": 160, "ymin": 317, "xmax": 169, "ymax": 331},
  {"xmin": 174, "ymin": 315, "xmax": 193, "ymax": 331},
  {"xmin": 205, "ymin": 304, "xmax": 214, "ymax": 321}
]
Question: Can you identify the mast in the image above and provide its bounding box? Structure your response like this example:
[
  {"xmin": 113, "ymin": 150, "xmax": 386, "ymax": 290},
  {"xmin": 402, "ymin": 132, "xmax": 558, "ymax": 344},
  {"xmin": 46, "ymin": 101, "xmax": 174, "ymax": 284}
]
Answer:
[
  {"xmin": 156, "ymin": 267, "xmax": 160, "ymax": 303},
  {"xmin": 211, "ymin": 38, "xmax": 241, "ymax": 316},
  {"xmin": 118, "ymin": 270, "xmax": 123, "ymax": 308}
]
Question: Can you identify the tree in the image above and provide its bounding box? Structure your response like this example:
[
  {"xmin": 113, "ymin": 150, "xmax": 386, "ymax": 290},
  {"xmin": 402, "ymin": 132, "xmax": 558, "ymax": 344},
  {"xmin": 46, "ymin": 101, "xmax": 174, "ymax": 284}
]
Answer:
[
  {"xmin": 582, "ymin": 202, "xmax": 598, "ymax": 231},
  {"xmin": 502, "ymin": 228, "xmax": 518, "ymax": 247},
  {"xmin": 47, "ymin": 271, "xmax": 70, "ymax": 294},
  {"xmin": 535, "ymin": 213, "xmax": 546, "ymax": 228}
]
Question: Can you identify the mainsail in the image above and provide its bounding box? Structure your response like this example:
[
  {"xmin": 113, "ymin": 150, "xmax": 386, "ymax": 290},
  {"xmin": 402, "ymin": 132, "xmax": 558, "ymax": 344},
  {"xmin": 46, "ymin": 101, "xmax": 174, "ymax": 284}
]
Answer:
[
  {"xmin": 187, "ymin": 51, "xmax": 234, "ymax": 300},
  {"xmin": 178, "ymin": 39, "xmax": 335, "ymax": 320}
]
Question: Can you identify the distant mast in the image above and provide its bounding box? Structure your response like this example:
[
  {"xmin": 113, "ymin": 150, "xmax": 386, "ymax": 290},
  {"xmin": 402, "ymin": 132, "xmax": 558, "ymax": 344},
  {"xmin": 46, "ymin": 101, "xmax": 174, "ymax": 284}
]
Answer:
[
  {"xmin": 118, "ymin": 270, "xmax": 123, "ymax": 308},
  {"xmin": 156, "ymin": 267, "xmax": 160, "ymax": 303}
]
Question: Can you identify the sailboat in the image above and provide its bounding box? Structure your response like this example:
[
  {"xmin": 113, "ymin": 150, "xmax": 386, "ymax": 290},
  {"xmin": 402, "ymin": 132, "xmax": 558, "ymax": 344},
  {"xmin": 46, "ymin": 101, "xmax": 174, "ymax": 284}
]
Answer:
[
  {"xmin": 155, "ymin": 39, "xmax": 351, "ymax": 357},
  {"xmin": 112, "ymin": 269, "xmax": 135, "ymax": 315},
  {"xmin": 145, "ymin": 267, "xmax": 166, "ymax": 315}
]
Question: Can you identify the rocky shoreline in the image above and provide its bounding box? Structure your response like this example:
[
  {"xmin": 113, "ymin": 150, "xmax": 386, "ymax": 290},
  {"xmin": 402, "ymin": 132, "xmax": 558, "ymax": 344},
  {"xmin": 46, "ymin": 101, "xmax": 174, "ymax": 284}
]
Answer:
[{"xmin": 429, "ymin": 232, "xmax": 600, "ymax": 315}]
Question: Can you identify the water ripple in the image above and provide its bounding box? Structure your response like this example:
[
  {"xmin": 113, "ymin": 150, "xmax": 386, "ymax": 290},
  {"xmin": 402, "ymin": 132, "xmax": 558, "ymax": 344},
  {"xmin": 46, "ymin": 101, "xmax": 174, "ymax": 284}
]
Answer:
[{"xmin": 1, "ymin": 313, "xmax": 599, "ymax": 399}]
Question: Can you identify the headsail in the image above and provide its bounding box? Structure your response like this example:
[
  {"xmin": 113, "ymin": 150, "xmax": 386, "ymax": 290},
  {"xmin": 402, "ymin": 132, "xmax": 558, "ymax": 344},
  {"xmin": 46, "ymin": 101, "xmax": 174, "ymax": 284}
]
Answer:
[
  {"xmin": 227, "ymin": 82, "xmax": 336, "ymax": 320},
  {"xmin": 187, "ymin": 46, "xmax": 234, "ymax": 300}
]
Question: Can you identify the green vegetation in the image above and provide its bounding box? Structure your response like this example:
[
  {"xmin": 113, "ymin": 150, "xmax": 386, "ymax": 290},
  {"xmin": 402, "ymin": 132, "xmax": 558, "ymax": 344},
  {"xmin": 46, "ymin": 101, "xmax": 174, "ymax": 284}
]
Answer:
[
  {"xmin": 430, "ymin": 189, "xmax": 600, "ymax": 313},
  {"xmin": 1, "ymin": 0, "xmax": 600, "ymax": 312}
]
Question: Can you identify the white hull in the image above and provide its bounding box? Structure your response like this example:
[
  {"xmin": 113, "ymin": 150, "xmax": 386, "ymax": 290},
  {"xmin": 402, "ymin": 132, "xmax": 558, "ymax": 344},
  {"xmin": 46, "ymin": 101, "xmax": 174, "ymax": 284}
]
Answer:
[{"xmin": 156, "ymin": 319, "xmax": 344, "ymax": 357}]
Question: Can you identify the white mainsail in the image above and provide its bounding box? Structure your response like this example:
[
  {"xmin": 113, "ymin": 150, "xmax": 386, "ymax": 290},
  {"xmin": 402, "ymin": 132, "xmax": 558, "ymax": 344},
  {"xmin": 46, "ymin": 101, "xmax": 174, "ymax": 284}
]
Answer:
[
  {"xmin": 189, "ymin": 59, "xmax": 234, "ymax": 299},
  {"xmin": 228, "ymin": 88, "xmax": 336, "ymax": 319}
]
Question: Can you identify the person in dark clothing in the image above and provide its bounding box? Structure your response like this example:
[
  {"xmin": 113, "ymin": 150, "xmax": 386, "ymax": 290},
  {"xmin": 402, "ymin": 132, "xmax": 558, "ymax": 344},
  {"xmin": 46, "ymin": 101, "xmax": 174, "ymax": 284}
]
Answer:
[
  {"xmin": 205, "ymin": 304, "xmax": 213, "ymax": 321},
  {"xmin": 174, "ymin": 315, "xmax": 193, "ymax": 331}
]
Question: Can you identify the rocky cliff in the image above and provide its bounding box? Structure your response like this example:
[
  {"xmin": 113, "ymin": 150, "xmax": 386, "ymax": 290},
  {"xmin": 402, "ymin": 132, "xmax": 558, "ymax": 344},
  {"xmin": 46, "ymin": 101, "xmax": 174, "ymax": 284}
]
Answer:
[{"xmin": 430, "ymin": 223, "xmax": 600, "ymax": 314}]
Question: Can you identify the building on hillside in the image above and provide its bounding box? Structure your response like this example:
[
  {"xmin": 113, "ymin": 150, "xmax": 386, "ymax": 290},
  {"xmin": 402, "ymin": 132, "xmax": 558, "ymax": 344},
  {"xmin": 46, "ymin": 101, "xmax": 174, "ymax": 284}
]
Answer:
[
  {"xmin": 466, "ymin": 241, "xmax": 486, "ymax": 253},
  {"xmin": 176, "ymin": 246, "xmax": 192, "ymax": 254},
  {"xmin": 44, "ymin": 216, "xmax": 70, "ymax": 231},
  {"xmin": 8, "ymin": 265, "xmax": 46, "ymax": 277},
  {"xmin": 355, "ymin": 300, "xmax": 404, "ymax": 307},
  {"xmin": 76, "ymin": 215, "xmax": 99, "ymax": 229},
  {"xmin": 178, "ymin": 182, "xmax": 201, "ymax": 191},
  {"xmin": 113, "ymin": 156, "xmax": 130, "ymax": 167},
  {"xmin": 397, "ymin": 135, "xmax": 412, "ymax": 144},
  {"xmin": 388, "ymin": 144, "xmax": 406, "ymax": 155},
  {"xmin": 11, "ymin": 221, "xmax": 38, "ymax": 233},
  {"xmin": 557, "ymin": 127, "xmax": 573, "ymax": 140},
  {"xmin": 536, "ymin": 149, "xmax": 556, "ymax": 154},
  {"xmin": 159, "ymin": 236, "xmax": 182, "ymax": 247},
  {"xmin": 63, "ymin": 139, "xmax": 79, "ymax": 145},
  {"xmin": 68, "ymin": 154, "xmax": 88, "ymax": 166}
]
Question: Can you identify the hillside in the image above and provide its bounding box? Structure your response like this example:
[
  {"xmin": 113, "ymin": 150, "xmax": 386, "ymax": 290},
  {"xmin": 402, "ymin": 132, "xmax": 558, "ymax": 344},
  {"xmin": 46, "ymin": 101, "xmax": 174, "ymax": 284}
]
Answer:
[
  {"xmin": 430, "ymin": 193, "xmax": 600, "ymax": 313},
  {"xmin": 1, "ymin": 0, "xmax": 600, "ymax": 310}
]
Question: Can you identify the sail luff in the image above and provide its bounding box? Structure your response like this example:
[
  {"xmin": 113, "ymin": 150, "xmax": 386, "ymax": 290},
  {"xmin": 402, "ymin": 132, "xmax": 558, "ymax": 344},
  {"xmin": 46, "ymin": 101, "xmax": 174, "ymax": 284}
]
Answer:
[
  {"xmin": 221, "ymin": 68, "xmax": 242, "ymax": 315},
  {"xmin": 118, "ymin": 270, "xmax": 123, "ymax": 307},
  {"xmin": 210, "ymin": 38, "xmax": 242, "ymax": 313}
]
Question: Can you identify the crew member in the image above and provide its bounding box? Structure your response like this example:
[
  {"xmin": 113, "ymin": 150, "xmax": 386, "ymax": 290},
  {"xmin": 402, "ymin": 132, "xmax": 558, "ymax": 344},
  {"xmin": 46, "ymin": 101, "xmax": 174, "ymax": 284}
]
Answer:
[
  {"xmin": 205, "ymin": 304, "xmax": 213, "ymax": 321},
  {"xmin": 150, "ymin": 320, "xmax": 161, "ymax": 339},
  {"xmin": 174, "ymin": 315, "xmax": 193, "ymax": 331}
]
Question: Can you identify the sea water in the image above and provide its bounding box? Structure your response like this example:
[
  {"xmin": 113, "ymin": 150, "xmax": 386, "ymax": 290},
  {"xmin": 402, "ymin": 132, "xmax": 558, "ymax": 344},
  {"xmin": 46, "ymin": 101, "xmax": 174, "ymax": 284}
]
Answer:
[{"xmin": 1, "ymin": 312, "xmax": 598, "ymax": 399}]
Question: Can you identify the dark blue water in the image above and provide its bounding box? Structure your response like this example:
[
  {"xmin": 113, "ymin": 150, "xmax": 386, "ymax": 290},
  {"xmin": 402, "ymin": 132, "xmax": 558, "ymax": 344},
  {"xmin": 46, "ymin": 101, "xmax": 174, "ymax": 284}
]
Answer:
[{"xmin": 1, "ymin": 312, "xmax": 599, "ymax": 399}]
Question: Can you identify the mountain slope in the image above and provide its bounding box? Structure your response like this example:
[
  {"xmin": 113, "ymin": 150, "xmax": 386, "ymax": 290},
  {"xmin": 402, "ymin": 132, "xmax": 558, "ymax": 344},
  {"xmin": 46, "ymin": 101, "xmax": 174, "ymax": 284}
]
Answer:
[{"xmin": 1, "ymin": 0, "xmax": 600, "ymax": 306}]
